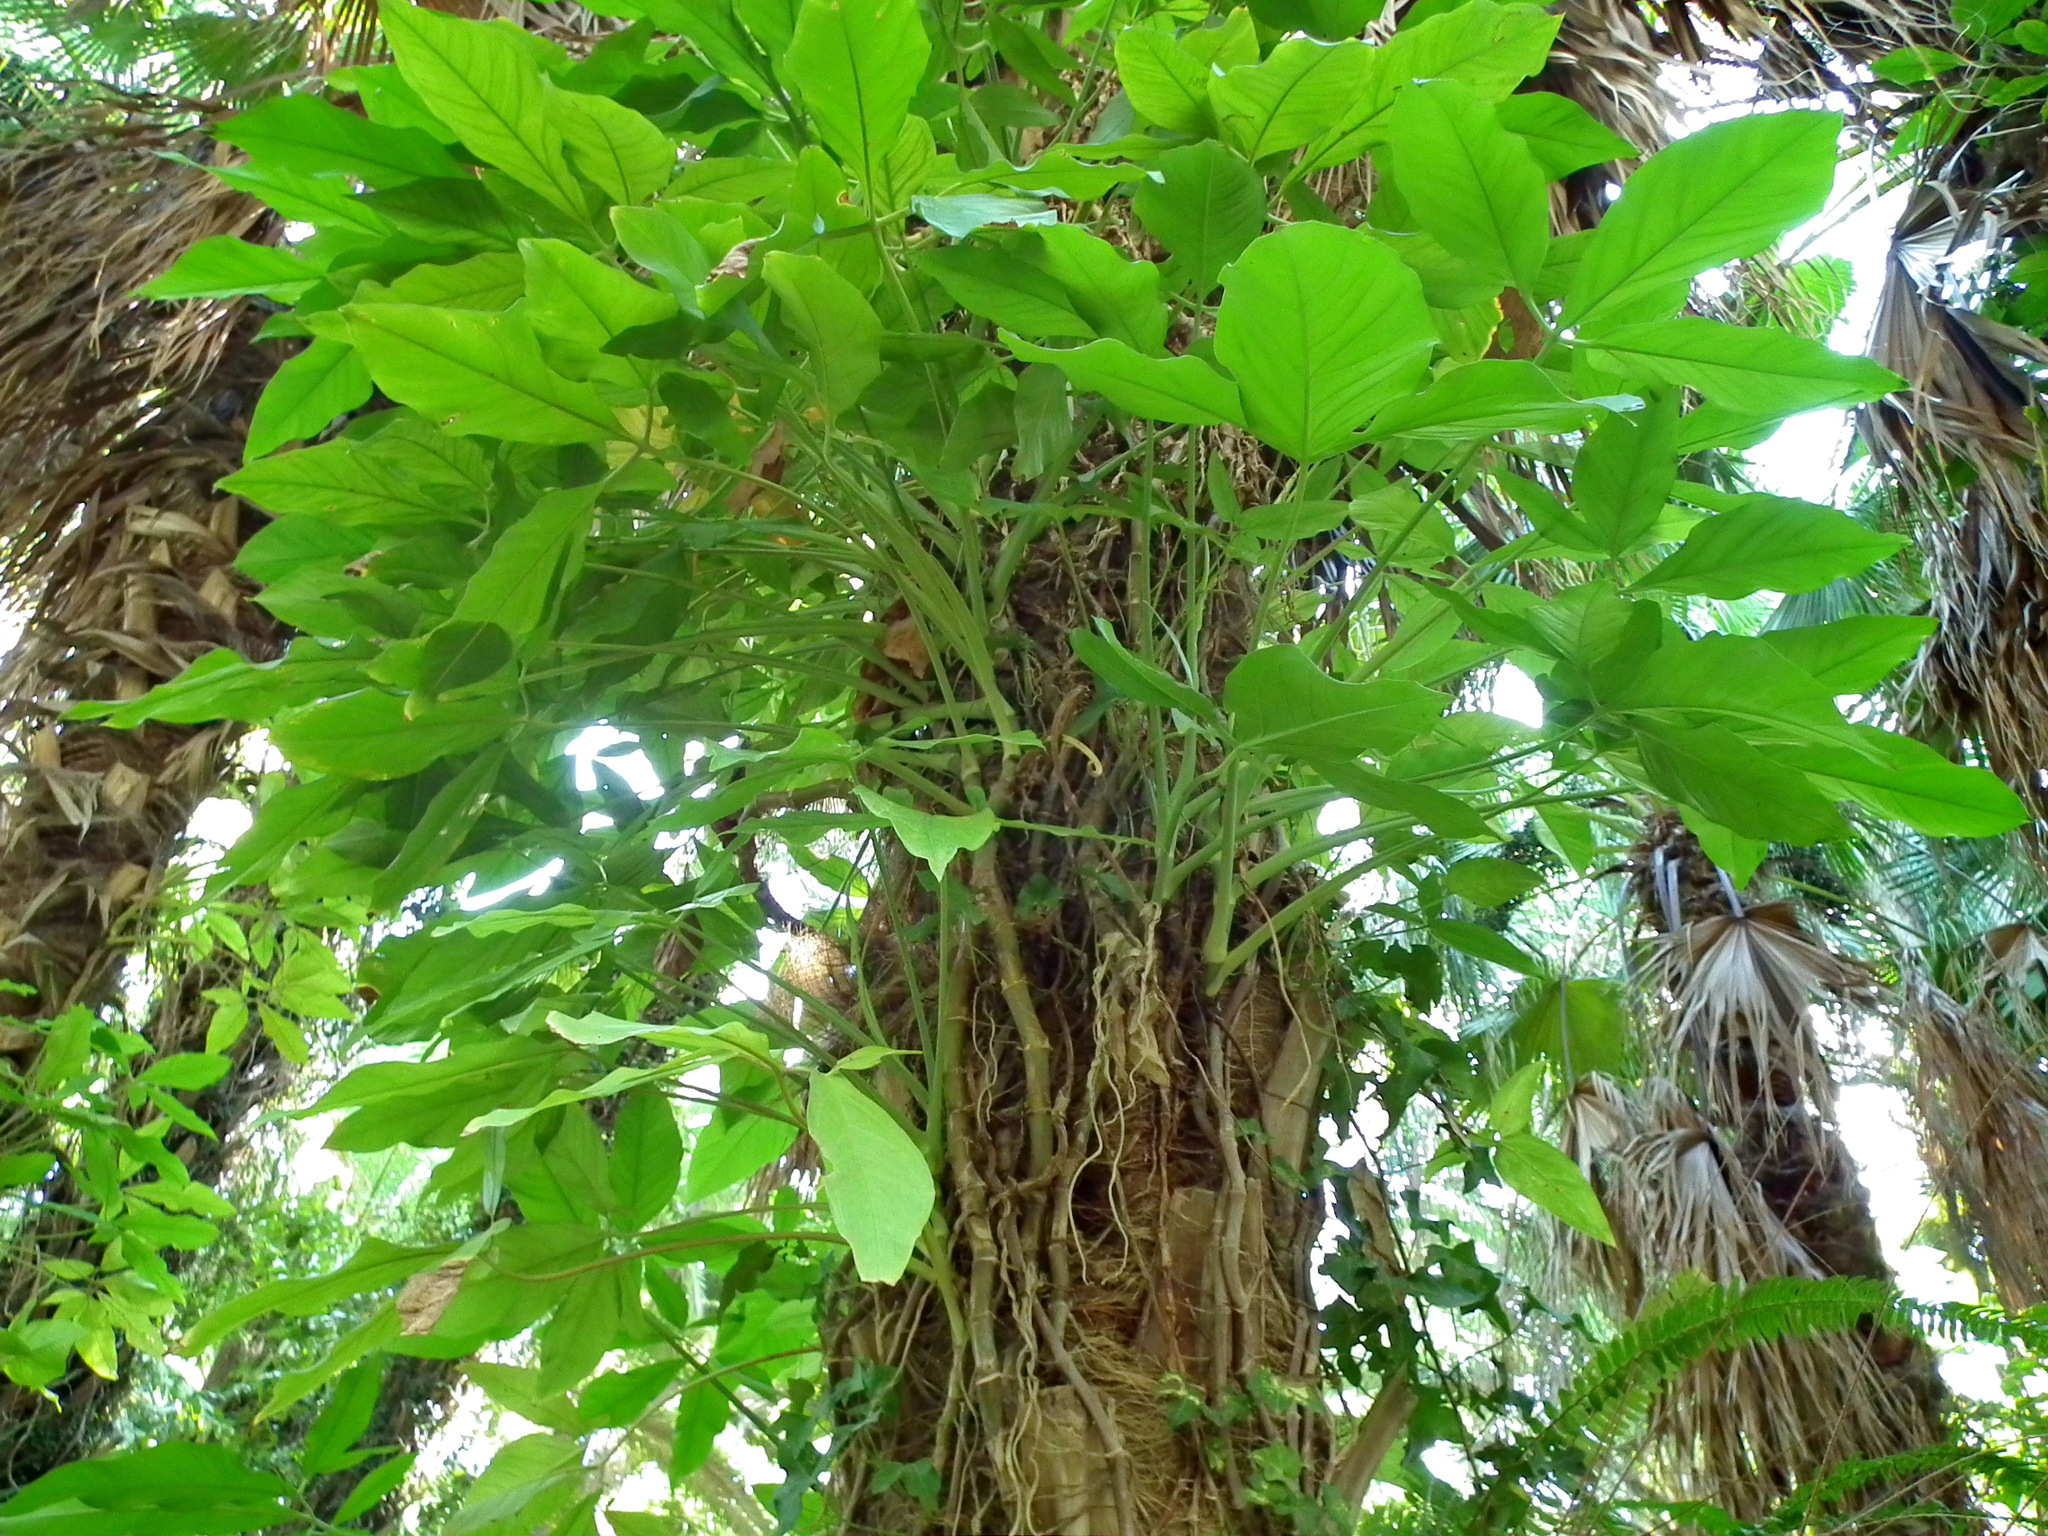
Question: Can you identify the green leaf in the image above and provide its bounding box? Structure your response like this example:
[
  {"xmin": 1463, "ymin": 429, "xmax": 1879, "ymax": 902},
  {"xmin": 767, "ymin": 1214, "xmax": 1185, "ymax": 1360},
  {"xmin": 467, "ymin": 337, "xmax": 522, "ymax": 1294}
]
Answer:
[
  {"xmin": 1366, "ymin": 360, "xmax": 1602, "ymax": 441},
  {"xmin": 0, "ymin": 1444, "xmax": 291, "ymax": 1536},
  {"xmin": 1487, "ymin": 1059, "xmax": 1544, "ymax": 1135},
  {"xmin": 1215, "ymin": 222, "xmax": 1435, "ymax": 462},
  {"xmin": 182, "ymin": 1236, "xmax": 458, "ymax": 1353},
  {"xmin": 912, "ymin": 193, "xmax": 1058, "ymax": 238},
  {"xmin": 1493, "ymin": 92, "xmax": 1637, "ymax": 179},
  {"xmin": 787, "ymin": 0, "xmax": 930, "ymax": 193},
  {"xmin": 580, "ymin": 1360, "xmax": 684, "ymax": 1430},
  {"xmin": 315, "ymin": 1036, "xmax": 570, "ymax": 1151},
  {"xmin": 1444, "ymin": 857, "xmax": 1540, "ymax": 906},
  {"xmin": 1389, "ymin": 79, "xmax": 1548, "ymax": 294},
  {"xmin": 1954, "ymin": 0, "xmax": 2030, "ymax": 37},
  {"xmin": 1225, "ymin": 644, "xmax": 1447, "ymax": 759},
  {"xmin": 609, "ymin": 1091, "xmax": 683, "ymax": 1230},
  {"xmin": 668, "ymin": 1382, "xmax": 730, "ymax": 1479},
  {"xmin": 1563, "ymin": 111, "xmax": 1841, "ymax": 329},
  {"xmin": 1631, "ymin": 721, "xmax": 1849, "ymax": 844},
  {"xmin": 1001, "ymin": 333, "xmax": 1243, "ymax": 427},
  {"xmin": 923, "ymin": 245, "xmax": 1091, "ymax": 339},
  {"xmin": 215, "ymin": 93, "xmax": 466, "ymax": 187},
  {"xmin": 219, "ymin": 416, "xmax": 493, "ymax": 530},
  {"xmin": 0, "ymin": 1155, "xmax": 55, "ymax": 1189},
  {"xmin": 1758, "ymin": 615, "xmax": 1934, "ymax": 694},
  {"xmin": 610, "ymin": 204, "xmax": 712, "ymax": 296},
  {"xmin": 1495, "ymin": 1131, "xmax": 1615, "ymax": 1243},
  {"xmin": 763, "ymin": 252, "xmax": 883, "ymax": 416},
  {"xmin": 806, "ymin": 1068, "xmax": 933, "ymax": 1283},
  {"xmin": 1131, "ymin": 141, "xmax": 1266, "ymax": 293},
  {"xmin": 1870, "ymin": 46, "xmax": 1969, "ymax": 83},
  {"xmin": 419, "ymin": 620, "xmax": 516, "ymax": 695},
  {"xmin": 1577, "ymin": 318, "xmax": 1902, "ymax": 415},
  {"xmin": 856, "ymin": 789, "xmax": 999, "ymax": 876},
  {"xmin": 141, "ymin": 236, "xmax": 321, "ymax": 302},
  {"xmin": 1572, "ymin": 395, "xmax": 1677, "ymax": 555},
  {"xmin": 344, "ymin": 305, "xmax": 619, "ymax": 444},
  {"xmin": 1114, "ymin": 28, "xmax": 1214, "ymax": 137},
  {"xmin": 1511, "ymin": 978, "xmax": 1629, "ymax": 1076},
  {"xmin": 519, "ymin": 239, "xmax": 676, "ymax": 350},
  {"xmin": 454, "ymin": 486, "xmax": 599, "ymax": 638},
  {"xmin": 246, "ymin": 340, "xmax": 373, "ymax": 462},
  {"xmin": 301, "ymin": 1358, "xmax": 385, "ymax": 1476},
  {"xmin": 543, "ymin": 82, "xmax": 675, "ymax": 205},
  {"xmin": 379, "ymin": 2, "xmax": 586, "ymax": 216},
  {"xmin": 1430, "ymin": 917, "xmax": 1541, "ymax": 973},
  {"xmin": 1069, "ymin": 627, "xmax": 1219, "ymax": 722},
  {"xmin": 270, "ymin": 692, "xmax": 511, "ymax": 780},
  {"xmin": 1781, "ymin": 726, "xmax": 2029, "ymax": 839},
  {"xmin": 686, "ymin": 1103, "xmax": 799, "ymax": 1200},
  {"xmin": 1310, "ymin": 756, "xmax": 1495, "ymax": 839},
  {"xmin": 333, "ymin": 1454, "xmax": 417, "ymax": 1524},
  {"xmin": 1636, "ymin": 496, "xmax": 1906, "ymax": 599},
  {"xmin": 1212, "ymin": 39, "xmax": 1373, "ymax": 161},
  {"xmin": 141, "ymin": 1054, "xmax": 233, "ymax": 1091}
]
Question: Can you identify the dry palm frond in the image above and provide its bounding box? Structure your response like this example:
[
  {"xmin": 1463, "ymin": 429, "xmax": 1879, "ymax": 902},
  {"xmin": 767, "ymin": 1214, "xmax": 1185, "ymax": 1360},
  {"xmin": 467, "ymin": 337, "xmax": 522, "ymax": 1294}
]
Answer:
[
  {"xmin": 1652, "ymin": 902, "xmax": 1875, "ymax": 1124},
  {"xmin": 1908, "ymin": 964, "xmax": 2048, "ymax": 1308}
]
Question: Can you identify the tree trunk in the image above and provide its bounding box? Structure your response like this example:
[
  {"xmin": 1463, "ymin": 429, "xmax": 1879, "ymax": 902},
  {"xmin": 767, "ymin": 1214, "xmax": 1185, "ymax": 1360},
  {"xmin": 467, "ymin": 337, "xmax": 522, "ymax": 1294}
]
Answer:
[
  {"xmin": 0, "ymin": 112, "xmax": 286, "ymax": 1479},
  {"xmin": 827, "ymin": 517, "xmax": 1338, "ymax": 1536},
  {"xmin": 1621, "ymin": 814, "xmax": 1955, "ymax": 1524}
]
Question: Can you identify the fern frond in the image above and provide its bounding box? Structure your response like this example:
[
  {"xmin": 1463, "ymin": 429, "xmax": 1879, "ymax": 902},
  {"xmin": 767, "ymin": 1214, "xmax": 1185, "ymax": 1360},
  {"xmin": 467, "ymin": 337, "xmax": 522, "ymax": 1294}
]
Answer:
[{"xmin": 1546, "ymin": 1275, "xmax": 1902, "ymax": 1445}]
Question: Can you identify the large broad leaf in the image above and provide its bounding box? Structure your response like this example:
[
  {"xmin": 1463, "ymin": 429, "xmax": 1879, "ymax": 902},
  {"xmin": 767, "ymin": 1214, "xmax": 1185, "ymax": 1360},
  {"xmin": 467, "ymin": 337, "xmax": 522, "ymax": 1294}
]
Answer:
[
  {"xmin": 1636, "ymin": 496, "xmax": 1906, "ymax": 598},
  {"xmin": 0, "ymin": 1444, "xmax": 292, "ymax": 1536},
  {"xmin": 1367, "ymin": 360, "xmax": 1602, "ymax": 442},
  {"xmin": 270, "ymin": 691, "xmax": 512, "ymax": 780},
  {"xmin": 1131, "ymin": 141, "xmax": 1267, "ymax": 294},
  {"xmin": 1002, "ymin": 333, "xmax": 1242, "ymax": 427},
  {"xmin": 245, "ymin": 340, "xmax": 374, "ymax": 462},
  {"xmin": 1780, "ymin": 726, "xmax": 2028, "ymax": 839},
  {"xmin": 1577, "ymin": 317, "xmax": 1902, "ymax": 415},
  {"xmin": 213, "ymin": 93, "xmax": 465, "ymax": 188},
  {"xmin": 519, "ymin": 238, "xmax": 676, "ymax": 350},
  {"xmin": 1632, "ymin": 720, "xmax": 1850, "ymax": 844},
  {"xmin": 141, "ymin": 236, "xmax": 322, "ymax": 302},
  {"xmin": 315, "ymin": 1035, "xmax": 570, "ymax": 1150},
  {"xmin": 454, "ymin": 485, "xmax": 599, "ymax": 637},
  {"xmin": 219, "ymin": 416, "xmax": 492, "ymax": 529},
  {"xmin": 1300, "ymin": 0, "xmax": 1559, "ymax": 171},
  {"xmin": 379, "ymin": 2, "xmax": 587, "ymax": 215},
  {"xmin": 1571, "ymin": 395, "xmax": 1677, "ymax": 555},
  {"xmin": 1070, "ymin": 626, "xmax": 1219, "ymax": 722},
  {"xmin": 1758, "ymin": 615, "xmax": 1935, "ymax": 693},
  {"xmin": 786, "ymin": 0, "xmax": 929, "ymax": 194},
  {"xmin": 856, "ymin": 789, "xmax": 998, "ymax": 876},
  {"xmin": 1510, "ymin": 978, "xmax": 1629, "ymax": 1076},
  {"xmin": 923, "ymin": 244, "xmax": 1092, "ymax": 339},
  {"xmin": 1494, "ymin": 92, "xmax": 1637, "ymax": 179},
  {"xmin": 1311, "ymin": 756, "xmax": 1495, "ymax": 839},
  {"xmin": 764, "ymin": 252, "xmax": 883, "ymax": 415},
  {"xmin": 806, "ymin": 1069, "xmax": 933, "ymax": 1283},
  {"xmin": 345, "ymin": 305, "xmax": 619, "ymax": 444},
  {"xmin": 1225, "ymin": 644, "xmax": 1446, "ymax": 759},
  {"xmin": 1214, "ymin": 222, "xmax": 1435, "ymax": 462},
  {"xmin": 1015, "ymin": 228, "xmax": 1166, "ymax": 354},
  {"xmin": 1114, "ymin": 27, "xmax": 1214, "ymax": 137},
  {"xmin": 1211, "ymin": 38, "xmax": 1373, "ymax": 161},
  {"xmin": 1563, "ymin": 111, "xmax": 1841, "ymax": 329},
  {"xmin": 543, "ymin": 82, "xmax": 675, "ymax": 205},
  {"xmin": 1388, "ymin": 79, "xmax": 1548, "ymax": 295},
  {"xmin": 1495, "ymin": 1132, "xmax": 1615, "ymax": 1244}
]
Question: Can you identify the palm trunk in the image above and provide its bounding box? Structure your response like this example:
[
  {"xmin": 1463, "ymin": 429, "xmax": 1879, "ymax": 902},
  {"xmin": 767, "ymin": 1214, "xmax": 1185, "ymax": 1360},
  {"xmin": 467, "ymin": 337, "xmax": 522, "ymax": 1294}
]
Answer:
[
  {"xmin": 0, "ymin": 111, "xmax": 285, "ymax": 1477},
  {"xmin": 828, "ymin": 520, "xmax": 1336, "ymax": 1536},
  {"xmin": 1598, "ymin": 814, "xmax": 1954, "ymax": 1523}
]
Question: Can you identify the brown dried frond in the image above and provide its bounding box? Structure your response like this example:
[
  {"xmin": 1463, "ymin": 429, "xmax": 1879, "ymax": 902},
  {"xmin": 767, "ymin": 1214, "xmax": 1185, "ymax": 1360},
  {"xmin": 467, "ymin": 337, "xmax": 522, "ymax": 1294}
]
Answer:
[
  {"xmin": 1653, "ymin": 903, "xmax": 1874, "ymax": 1123},
  {"xmin": 1908, "ymin": 968, "xmax": 2048, "ymax": 1308}
]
